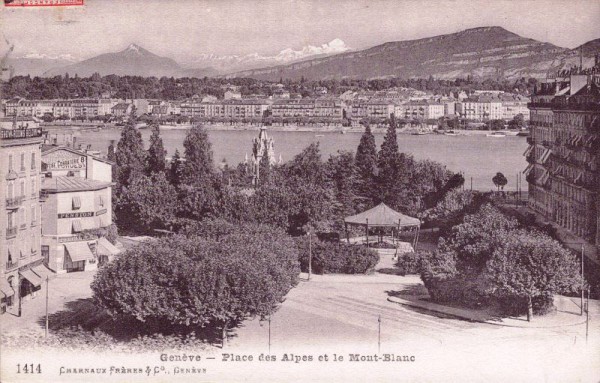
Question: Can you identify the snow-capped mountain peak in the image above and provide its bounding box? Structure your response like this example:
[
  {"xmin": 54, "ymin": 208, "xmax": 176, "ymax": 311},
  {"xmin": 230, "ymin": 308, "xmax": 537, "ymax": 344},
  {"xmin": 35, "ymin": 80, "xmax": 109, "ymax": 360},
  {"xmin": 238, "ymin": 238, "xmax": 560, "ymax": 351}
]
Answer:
[
  {"xmin": 19, "ymin": 52, "xmax": 79, "ymax": 62},
  {"xmin": 187, "ymin": 38, "xmax": 351, "ymax": 72},
  {"xmin": 126, "ymin": 43, "xmax": 141, "ymax": 52}
]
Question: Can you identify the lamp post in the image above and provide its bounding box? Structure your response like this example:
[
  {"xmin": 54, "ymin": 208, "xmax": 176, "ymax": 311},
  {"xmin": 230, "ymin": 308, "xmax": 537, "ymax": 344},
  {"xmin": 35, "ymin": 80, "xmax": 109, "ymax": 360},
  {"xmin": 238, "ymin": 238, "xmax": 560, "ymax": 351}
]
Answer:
[
  {"xmin": 581, "ymin": 245, "xmax": 584, "ymax": 316},
  {"xmin": 378, "ymin": 315, "xmax": 381, "ymax": 353},
  {"xmin": 308, "ymin": 229, "xmax": 312, "ymax": 281},
  {"xmin": 45, "ymin": 275, "xmax": 49, "ymax": 338}
]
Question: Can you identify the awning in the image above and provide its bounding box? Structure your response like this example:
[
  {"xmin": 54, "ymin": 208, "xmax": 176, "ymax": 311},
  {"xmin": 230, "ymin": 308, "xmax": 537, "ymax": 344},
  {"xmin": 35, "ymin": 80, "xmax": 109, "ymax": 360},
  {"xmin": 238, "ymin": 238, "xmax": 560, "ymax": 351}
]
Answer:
[
  {"xmin": 19, "ymin": 269, "xmax": 42, "ymax": 288},
  {"xmin": 64, "ymin": 242, "xmax": 95, "ymax": 262},
  {"xmin": 32, "ymin": 264, "xmax": 54, "ymax": 280},
  {"xmin": 97, "ymin": 237, "xmax": 120, "ymax": 256},
  {"xmin": 1, "ymin": 278, "xmax": 14, "ymax": 298}
]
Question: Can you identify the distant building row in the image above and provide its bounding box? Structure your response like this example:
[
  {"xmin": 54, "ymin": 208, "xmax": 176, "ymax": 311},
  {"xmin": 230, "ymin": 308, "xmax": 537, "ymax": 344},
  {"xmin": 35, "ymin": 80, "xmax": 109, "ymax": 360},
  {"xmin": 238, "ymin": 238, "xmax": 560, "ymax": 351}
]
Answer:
[{"xmin": 3, "ymin": 92, "xmax": 529, "ymax": 122}]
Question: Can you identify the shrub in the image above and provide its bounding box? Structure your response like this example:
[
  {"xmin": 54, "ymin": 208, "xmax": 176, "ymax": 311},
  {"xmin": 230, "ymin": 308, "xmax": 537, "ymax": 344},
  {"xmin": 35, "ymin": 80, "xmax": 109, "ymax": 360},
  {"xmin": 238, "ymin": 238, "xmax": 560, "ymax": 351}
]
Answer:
[
  {"xmin": 295, "ymin": 237, "xmax": 379, "ymax": 274},
  {"xmin": 395, "ymin": 251, "xmax": 426, "ymax": 275},
  {"xmin": 92, "ymin": 223, "xmax": 300, "ymax": 329}
]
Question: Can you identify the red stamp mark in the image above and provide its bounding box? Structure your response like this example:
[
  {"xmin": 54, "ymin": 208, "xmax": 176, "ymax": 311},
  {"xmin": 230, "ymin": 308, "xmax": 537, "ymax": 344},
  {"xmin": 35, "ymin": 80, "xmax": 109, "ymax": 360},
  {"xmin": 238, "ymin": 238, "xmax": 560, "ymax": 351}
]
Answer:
[{"xmin": 4, "ymin": 0, "xmax": 84, "ymax": 6}]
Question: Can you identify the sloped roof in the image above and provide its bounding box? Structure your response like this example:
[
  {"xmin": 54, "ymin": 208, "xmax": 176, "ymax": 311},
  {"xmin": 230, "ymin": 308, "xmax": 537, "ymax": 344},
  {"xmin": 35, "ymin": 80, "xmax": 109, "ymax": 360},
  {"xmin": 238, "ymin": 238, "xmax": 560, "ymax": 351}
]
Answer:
[
  {"xmin": 42, "ymin": 176, "xmax": 112, "ymax": 192},
  {"xmin": 344, "ymin": 203, "xmax": 420, "ymax": 227}
]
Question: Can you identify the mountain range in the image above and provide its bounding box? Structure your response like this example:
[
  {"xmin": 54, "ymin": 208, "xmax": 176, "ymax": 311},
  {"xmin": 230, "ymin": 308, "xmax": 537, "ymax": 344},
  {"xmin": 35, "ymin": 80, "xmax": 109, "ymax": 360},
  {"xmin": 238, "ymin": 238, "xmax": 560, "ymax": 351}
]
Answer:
[
  {"xmin": 4, "ymin": 27, "xmax": 600, "ymax": 80},
  {"xmin": 229, "ymin": 27, "xmax": 599, "ymax": 81}
]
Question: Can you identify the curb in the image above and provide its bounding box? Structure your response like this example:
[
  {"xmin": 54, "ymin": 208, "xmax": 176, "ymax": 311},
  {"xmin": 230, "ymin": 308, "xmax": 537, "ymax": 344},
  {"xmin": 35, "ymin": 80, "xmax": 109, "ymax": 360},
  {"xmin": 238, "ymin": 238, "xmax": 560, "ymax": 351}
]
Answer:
[{"xmin": 387, "ymin": 296, "xmax": 588, "ymax": 328}]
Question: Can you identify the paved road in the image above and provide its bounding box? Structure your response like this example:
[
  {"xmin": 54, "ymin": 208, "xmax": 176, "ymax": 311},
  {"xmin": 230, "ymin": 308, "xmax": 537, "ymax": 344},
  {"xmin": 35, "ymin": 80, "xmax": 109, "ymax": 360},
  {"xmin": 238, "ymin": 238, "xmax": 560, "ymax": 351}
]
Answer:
[{"xmin": 228, "ymin": 271, "xmax": 600, "ymax": 382}]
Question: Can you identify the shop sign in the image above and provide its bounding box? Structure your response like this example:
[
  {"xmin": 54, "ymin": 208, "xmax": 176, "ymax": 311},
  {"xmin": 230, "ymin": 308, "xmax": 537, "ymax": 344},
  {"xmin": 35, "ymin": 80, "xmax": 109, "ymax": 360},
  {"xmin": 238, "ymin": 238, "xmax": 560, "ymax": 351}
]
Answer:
[
  {"xmin": 58, "ymin": 235, "xmax": 95, "ymax": 243},
  {"xmin": 43, "ymin": 150, "xmax": 87, "ymax": 171},
  {"xmin": 58, "ymin": 212, "xmax": 94, "ymax": 219}
]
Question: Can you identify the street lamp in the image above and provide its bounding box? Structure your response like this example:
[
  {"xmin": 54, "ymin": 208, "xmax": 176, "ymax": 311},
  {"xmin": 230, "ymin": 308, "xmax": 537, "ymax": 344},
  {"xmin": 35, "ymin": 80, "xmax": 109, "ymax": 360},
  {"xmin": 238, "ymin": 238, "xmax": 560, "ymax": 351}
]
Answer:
[{"xmin": 307, "ymin": 229, "xmax": 312, "ymax": 281}]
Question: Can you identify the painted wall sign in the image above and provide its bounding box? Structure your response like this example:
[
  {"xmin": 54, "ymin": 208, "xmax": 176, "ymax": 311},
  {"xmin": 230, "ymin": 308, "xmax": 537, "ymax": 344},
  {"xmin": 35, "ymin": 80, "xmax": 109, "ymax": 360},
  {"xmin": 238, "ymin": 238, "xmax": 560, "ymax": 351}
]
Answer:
[
  {"xmin": 58, "ymin": 211, "xmax": 94, "ymax": 219},
  {"xmin": 95, "ymin": 209, "xmax": 107, "ymax": 216},
  {"xmin": 43, "ymin": 150, "xmax": 87, "ymax": 171},
  {"xmin": 58, "ymin": 235, "xmax": 95, "ymax": 244}
]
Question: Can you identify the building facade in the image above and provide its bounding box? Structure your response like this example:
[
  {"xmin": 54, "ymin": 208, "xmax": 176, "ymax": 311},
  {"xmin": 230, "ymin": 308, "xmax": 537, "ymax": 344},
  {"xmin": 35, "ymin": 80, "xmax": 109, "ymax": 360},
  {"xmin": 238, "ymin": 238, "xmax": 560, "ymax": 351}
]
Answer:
[
  {"xmin": 40, "ymin": 147, "xmax": 118, "ymax": 274},
  {"xmin": 1, "ymin": 123, "xmax": 51, "ymax": 315},
  {"xmin": 525, "ymin": 63, "xmax": 600, "ymax": 250}
]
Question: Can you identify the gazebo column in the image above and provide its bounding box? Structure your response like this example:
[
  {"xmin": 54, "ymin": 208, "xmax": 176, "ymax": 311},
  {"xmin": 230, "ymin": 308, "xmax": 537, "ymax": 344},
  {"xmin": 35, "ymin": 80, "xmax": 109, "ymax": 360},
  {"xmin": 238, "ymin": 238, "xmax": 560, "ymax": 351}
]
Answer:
[
  {"xmin": 365, "ymin": 218, "xmax": 369, "ymax": 246},
  {"xmin": 345, "ymin": 222, "xmax": 350, "ymax": 244}
]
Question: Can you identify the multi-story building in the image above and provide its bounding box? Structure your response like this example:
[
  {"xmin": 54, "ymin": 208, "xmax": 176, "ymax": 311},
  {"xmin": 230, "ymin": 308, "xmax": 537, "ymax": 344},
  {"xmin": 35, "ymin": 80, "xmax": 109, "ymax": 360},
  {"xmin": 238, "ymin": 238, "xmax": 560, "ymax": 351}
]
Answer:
[
  {"xmin": 456, "ymin": 94, "xmax": 503, "ymax": 120},
  {"xmin": 350, "ymin": 100, "xmax": 395, "ymax": 121},
  {"xmin": 4, "ymin": 98, "xmax": 22, "ymax": 116},
  {"xmin": 53, "ymin": 100, "xmax": 73, "ymax": 119},
  {"xmin": 40, "ymin": 146, "xmax": 118, "ymax": 274},
  {"xmin": 98, "ymin": 99, "xmax": 120, "ymax": 116},
  {"xmin": 525, "ymin": 60, "xmax": 600, "ymax": 250},
  {"xmin": 71, "ymin": 99, "xmax": 99, "ymax": 119},
  {"xmin": 111, "ymin": 103, "xmax": 133, "ymax": 118},
  {"xmin": 313, "ymin": 98, "xmax": 343, "ymax": 119},
  {"xmin": 1, "ymin": 119, "xmax": 51, "ymax": 316},
  {"xmin": 397, "ymin": 101, "xmax": 445, "ymax": 120},
  {"xmin": 270, "ymin": 99, "xmax": 315, "ymax": 118},
  {"xmin": 500, "ymin": 94, "xmax": 530, "ymax": 121}
]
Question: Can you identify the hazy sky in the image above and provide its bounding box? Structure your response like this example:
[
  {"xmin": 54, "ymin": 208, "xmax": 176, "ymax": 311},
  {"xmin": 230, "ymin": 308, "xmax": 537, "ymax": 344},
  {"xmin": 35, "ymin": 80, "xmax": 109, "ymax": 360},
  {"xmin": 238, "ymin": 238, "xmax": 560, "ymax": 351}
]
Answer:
[{"xmin": 1, "ymin": 0, "xmax": 599, "ymax": 61}]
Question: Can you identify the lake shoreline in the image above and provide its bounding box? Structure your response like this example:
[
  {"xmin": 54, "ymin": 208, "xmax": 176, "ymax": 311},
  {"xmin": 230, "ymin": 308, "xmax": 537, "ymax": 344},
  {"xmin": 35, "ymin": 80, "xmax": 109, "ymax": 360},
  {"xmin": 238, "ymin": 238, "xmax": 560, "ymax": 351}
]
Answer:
[{"xmin": 42, "ymin": 122, "xmax": 522, "ymax": 137}]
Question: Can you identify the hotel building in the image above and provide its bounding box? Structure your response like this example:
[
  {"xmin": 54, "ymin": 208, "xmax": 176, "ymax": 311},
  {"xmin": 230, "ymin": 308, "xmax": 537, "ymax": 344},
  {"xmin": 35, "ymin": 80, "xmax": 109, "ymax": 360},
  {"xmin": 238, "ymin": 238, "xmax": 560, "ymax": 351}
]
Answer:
[
  {"xmin": 525, "ymin": 59, "xmax": 600, "ymax": 250},
  {"xmin": 1, "ymin": 119, "xmax": 52, "ymax": 316}
]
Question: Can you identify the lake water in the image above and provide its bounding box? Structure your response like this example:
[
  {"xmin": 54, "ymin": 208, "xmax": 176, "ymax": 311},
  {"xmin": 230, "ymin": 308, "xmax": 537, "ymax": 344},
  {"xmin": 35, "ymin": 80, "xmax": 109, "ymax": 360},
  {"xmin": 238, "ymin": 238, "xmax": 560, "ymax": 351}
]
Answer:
[{"xmin": 75, "ymin": 128, "xmax": 528, "ymax": 191}]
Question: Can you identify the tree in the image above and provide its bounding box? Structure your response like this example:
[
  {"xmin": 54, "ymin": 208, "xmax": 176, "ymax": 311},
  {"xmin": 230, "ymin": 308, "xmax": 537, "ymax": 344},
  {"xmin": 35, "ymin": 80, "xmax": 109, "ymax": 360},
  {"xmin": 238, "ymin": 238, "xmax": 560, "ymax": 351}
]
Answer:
[
  {"xmin": 168, "ymin": 149, "xmax": 183, "ymax": 187},
  {"xmin": 326, "ymin": 151, "xmax": 358, "ymax": 220},
  {"xmin": 492, "ymin": 172, "xmax": 508, "ymax": 191},
  {"xmin": 508, "ymin": 113, "xmax": 525, "ymax": 130},
  {"xmin": 178, "ymin": 125, "xmax": 220, "ymax": 220},
  {"xmin": 147, "ymin": 122, "xmax": 166, "ymax": 174},
  {"xmin": 440, "ymin": 204, "xmax": 519, "ymax": 273},
  {"xmin": 181, "ymin": 124, "xmax": 213, "ymax": 184},
  {"xmin": 91, "ymin": 223, "xmax": 300, "ymax": 330},
  {"xmin": 485, "ymin": 230, "xmax": 581, "ymax": 321},
  {"xmin": 115, "ymin": 116, "xmax": 146, "ymax": 189},
  {"xmin": 376, "ymin": 114, "xmax": 403, "ymax": 205},
  {"xmin": 354, "ymin": 125, "xmax": 378, "ymax": 206},
  {"xmin": 119, "ymin": 172, "xmax": 178, "ymax": 234},
  {"xmin": 114, "ymin": 114, "xmax": 147, "ymax": 227}
]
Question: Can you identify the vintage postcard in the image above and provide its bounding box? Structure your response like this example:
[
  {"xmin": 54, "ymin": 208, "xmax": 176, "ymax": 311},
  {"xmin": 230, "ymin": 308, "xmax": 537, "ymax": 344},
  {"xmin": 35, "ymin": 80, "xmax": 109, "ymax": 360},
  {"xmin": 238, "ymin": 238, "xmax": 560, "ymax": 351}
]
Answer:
[{"xmin": 1, "ymin": 0, "xmax": 599, "ymax": 382}]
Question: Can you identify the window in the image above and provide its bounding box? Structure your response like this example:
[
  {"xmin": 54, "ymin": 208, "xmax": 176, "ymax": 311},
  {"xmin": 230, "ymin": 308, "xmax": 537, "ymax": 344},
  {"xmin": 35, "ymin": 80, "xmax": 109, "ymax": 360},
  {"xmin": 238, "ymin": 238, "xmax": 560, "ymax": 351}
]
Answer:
[
  {"xmin": 8, "ymin": 154, "xmax": 13, "ymax": 171},
  {"xmin": 98, "ymin": 195, "xmax": 104, "ymax": 207},
  {"xmin": 20, "ymin": 152, "xmax": 25, "ymax": 171},
  {"xmin": 31, "ymin": 177, "xmax": 36, "ymax": 196},
  {"xmin": 20, "ymin": 180, "xmax": 25, "ymax": 197},
  {"xmin": 31, "ymin": 234, "xmax": 37, "ymax": 254},
  {"xmin": 72, "ymin": 219, "xmax": 83, "ymax": 233},
  {"xmin": 72, "ymin": 196, "xmax": 81, "ymax": 210},
  {"xmin": 31, "ymin": 152, "xmax": 36, "ymax": 170},
  {"xmin": 31, "ymin": 205, "xmax": 36, "ymax": 224},
  {"xmin": 42, "ymin": 245, "xmax": 49, "ymax": 263}
]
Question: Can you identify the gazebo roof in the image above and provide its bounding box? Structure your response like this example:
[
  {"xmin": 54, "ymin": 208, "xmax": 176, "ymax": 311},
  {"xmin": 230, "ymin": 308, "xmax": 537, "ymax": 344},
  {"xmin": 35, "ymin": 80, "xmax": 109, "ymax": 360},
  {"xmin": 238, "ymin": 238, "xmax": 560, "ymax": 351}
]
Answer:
[{"xmin": 344, "ymin": 203, "xmax": 421, "ymax": 227}]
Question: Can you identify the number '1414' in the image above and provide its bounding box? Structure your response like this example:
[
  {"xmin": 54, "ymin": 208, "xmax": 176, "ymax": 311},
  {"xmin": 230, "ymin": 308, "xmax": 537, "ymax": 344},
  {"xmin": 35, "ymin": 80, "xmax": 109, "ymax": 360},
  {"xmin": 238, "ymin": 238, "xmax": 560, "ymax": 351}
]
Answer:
[{"xmin": 17, "ymin": 364, "xmax": 42, "ymax": 374}]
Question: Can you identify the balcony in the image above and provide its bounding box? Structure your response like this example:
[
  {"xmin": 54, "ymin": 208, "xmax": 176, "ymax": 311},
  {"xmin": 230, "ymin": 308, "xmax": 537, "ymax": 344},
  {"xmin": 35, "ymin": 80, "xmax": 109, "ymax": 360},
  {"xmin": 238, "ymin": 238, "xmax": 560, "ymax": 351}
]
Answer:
[
  {"xmin": 6, "ymin": 226, "xmax": 17, "ymax": 238},
  {"xmin": 5, "ymin": 196, "xmax": 24, "ymax": 209},
  {"xmin": 5, "ymin": 260, "xmax": 19, "ymax": 271}
]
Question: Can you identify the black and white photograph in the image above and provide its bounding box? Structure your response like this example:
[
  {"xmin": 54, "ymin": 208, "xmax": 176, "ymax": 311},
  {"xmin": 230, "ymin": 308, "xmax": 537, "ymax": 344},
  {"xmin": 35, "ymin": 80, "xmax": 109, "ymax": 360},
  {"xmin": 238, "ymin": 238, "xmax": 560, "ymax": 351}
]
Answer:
[{"xmin": 0, "ymin": 0, "xmax": 599, "ymax": 381}]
